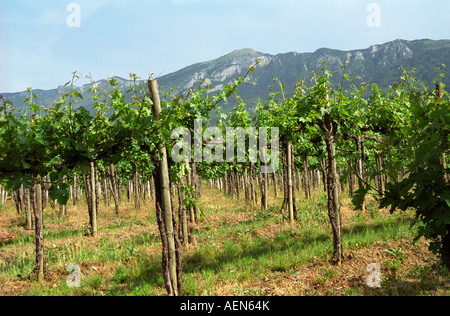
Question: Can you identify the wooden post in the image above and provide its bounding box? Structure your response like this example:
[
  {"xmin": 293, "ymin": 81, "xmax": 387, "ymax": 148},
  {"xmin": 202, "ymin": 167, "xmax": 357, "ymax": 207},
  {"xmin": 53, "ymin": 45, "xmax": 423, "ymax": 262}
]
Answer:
[
  {"xmin": 287, "ymin": 142, "xmax": 295, "ymax": 222},
  {"xmin": 24, "ymin": 187, "xmax": 33, "ymax": 230},
  {"xmin": 108, "ymin": 164, "xmax": 120, "ymax": 217},
  {"xmin": 90, "ymin": 161, "xmax": 98, "ymax": 238},
  {"xmin": 321, "ymin": 117, "xmax": 343, "ymax": 265},
  {"xmin": 356, "ymin": 136, "xmax": 366, "ymax": 212},
  {"xmin": 186, "ymin": 164, "xmax": 196, "ymax": 224},
  {"xmin": 318, "ymin": 94, "xmax": 343, "ymax": 265},
  {"xmin": 149, "ymin": 79, "xmax": 182, "ymax": 296},
  {"xmin": 59, "ymin": 176, "xmax": 68, "ymax": 217},
  {"xmin": 32, "ymin": 182, "xmax": 45, "ymax": 282},
  {"xmin": 177, "ymin": 177, "xmax": 188, "ymax": 246},
  {"xmin": 133, "ymin": 164, "xmax": 140, "ymax": 210}
]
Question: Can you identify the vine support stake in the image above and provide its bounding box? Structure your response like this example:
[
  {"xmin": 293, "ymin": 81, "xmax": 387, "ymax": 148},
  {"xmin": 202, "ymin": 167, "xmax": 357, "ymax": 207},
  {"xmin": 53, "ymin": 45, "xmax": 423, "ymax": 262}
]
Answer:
[{"xmin": 149, "ymin": 79, "xmax": 182, "ymax": 296}]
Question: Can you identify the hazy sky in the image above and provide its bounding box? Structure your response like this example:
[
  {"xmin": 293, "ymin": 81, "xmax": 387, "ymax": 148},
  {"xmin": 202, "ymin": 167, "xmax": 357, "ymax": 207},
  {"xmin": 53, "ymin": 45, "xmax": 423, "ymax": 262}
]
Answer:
[{"xmin": 1, "ymin": 0, "xmax": 449, "ymax": 92}]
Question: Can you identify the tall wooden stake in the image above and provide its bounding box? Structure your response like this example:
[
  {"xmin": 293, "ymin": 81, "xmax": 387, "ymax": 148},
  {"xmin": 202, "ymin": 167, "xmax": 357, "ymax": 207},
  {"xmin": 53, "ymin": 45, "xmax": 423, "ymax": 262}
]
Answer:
[
  {"xmin": 90, "ymin": 161, "xmax": 98, "ymax": 238},
  {"xmin": 31, "ymin": 182, "xmax": 45, "ymax": 282},
  {"xmin": 149, "ymin": 79, "xmax": 182, "ymax": 296}
]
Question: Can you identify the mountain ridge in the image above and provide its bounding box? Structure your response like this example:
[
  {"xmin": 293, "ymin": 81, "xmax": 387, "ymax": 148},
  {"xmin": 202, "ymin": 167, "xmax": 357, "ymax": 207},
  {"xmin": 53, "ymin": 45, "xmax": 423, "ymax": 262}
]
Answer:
[{"xmin": 2, "ymin": 38, "xmax": 449, "ymax": 114}]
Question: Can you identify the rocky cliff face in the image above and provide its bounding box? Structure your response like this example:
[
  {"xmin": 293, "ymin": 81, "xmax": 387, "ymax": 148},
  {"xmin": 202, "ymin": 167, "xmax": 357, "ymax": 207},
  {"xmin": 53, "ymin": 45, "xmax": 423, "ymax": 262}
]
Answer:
[
  {"xmin": 158, "ymin": 48, "xmax": 273, "ymax": 94},
  {"xmin": 2, "ymin": 39, "xmax": 449, "ymax": 113},
  {"xmin": 158, "ymin": 39, "xmax": 449, "ymax": 109}
]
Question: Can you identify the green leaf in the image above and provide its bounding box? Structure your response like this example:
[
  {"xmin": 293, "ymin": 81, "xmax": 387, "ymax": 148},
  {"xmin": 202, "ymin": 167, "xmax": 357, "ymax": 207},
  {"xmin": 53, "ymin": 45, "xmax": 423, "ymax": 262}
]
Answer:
[
  {"xmin": 49, "ymin": 182, "xmax": 70, "ymax": 205},
  {"xmin": 17, "ymin": 134, "xmax": 27, "ymax": 144},
  {"xmin": 352, "ymin": 185, "xmax": 371, "ymax": 209},
  {"xmin": 30, "ymin": 103, "xmax": 39, "ymax": 113},
  {"xmin": 73, "ymin": 90, "xmax": 83, "ymax": 99}
]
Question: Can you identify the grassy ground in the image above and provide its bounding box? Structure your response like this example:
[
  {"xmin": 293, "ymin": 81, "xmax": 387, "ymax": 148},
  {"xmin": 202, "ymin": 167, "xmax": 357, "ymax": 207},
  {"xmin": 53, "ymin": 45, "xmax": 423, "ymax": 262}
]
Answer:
[{"xmin": 0, "ymin": 184, "xmax": 449, "ymax": 296}]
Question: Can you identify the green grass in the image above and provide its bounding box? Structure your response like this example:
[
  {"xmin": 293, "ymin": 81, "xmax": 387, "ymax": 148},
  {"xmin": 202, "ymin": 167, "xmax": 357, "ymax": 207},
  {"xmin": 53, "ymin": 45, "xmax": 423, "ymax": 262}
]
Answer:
[
  {"xmin": 179, "ymin": 212, "xmax": 416, "ymax": 295},
  {"xmin": 1, "ymin": 186, "xmax": 447, "ymax": 296}
]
